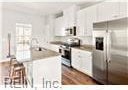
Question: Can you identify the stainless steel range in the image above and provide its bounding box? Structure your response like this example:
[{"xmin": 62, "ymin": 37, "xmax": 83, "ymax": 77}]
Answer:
[{"xmin": 59, "ymin": 38, "xmax": 80, "ymax": 67}]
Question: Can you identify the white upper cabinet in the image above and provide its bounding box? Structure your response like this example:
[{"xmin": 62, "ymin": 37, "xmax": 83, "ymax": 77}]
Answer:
[
  {"xmin": 63, "ymin": 5, "xmax": 78, "ymax": 28},
  {"xmin": 76, "ymin": 5, "xmax": 97, "ymax": 36},
  {"xmin": 54, "ymin": 17, "xmax": 65, "ymax": 36},
  {"xmin": 55, "ymin": 1, "xmax": 127, "ymax": 37},
  {"xmin": 97, "ymin": 0, "xmax": 128, "ymax": 22},
  {"xmin": 76, "ymin": 9, "xmax": 86, "ymax": 36},
  {"xmin": 63, "ymin": 9, "xmax": 69, "ymax": 28},
  {"xmin": 119, "ymin": 1, "xmax": 128, "ymax": 19},
  {"xmin": 54, "ymin": 5, "xmax": 78, "ymax": 36},
  {"xmin": 85, "ymin": 5, "xmax": 97, "ymax": 36},
  {"xmin": 97, "ymin": 1, "xmax": 119, "ymax": 22}
]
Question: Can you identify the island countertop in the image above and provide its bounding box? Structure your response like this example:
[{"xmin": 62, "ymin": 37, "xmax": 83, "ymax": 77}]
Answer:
[
  {"xmin": 16, "ymin": 47, "xmax": 60, "ymax": 62},
  {"xmin": 31, "ymin": 48, "xmax": 60, "ymax": 61},
  {"xmin": 22, "ymin": 47, "xmax": 61, "ymax": 87}
]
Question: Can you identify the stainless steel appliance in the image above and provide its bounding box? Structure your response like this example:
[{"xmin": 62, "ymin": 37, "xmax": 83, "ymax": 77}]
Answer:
[
  {"xmin": 92, "ymin": 18, "xmax": 128, "ymax": 84},
  {"xmin": 65, "ymin": 26, "xmax": 76, "ymax": 36},
  {"xmin": 59, "ymin": 38, "xmax": 80, "ymax": 67},
  {"xmin": 59, "ymin": 45, "xmax": 71, "ymax": 66}
]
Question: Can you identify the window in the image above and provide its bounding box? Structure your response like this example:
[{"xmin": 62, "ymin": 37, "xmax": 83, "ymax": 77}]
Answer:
[{"xmin": 16, "ymin": 23, "xmax": 32, "ymax": 60}]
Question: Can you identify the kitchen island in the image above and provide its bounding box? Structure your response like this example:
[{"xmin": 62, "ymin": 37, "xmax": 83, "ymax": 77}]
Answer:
[{"xmin": 17, "ymin": 48, "xmax": 61, "ymax": 88}]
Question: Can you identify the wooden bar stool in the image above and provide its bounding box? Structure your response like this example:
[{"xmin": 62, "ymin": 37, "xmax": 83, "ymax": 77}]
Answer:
[
  {"xmin": 4, "ymin": 56, "xmax": 27, "ymax": 87},
  {"xmin": 11, "ymin": 63, "xmax": 27, "ymax": 86},
  {"xmin": 9, "ymin": 56, "xmax": 17, "ymax": 77},
  {"xmin": 4, "ymin": 55, "xmax": 17, "ymax": 86}
]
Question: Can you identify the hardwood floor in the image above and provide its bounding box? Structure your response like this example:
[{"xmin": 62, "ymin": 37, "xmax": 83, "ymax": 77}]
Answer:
[
  {"xmin": 0, "ymin": 61, "xmax": 10, "ymax": 85},
  {"xmin": 62, "ymin": 65, "xmax": 97, "ymax": 85}
]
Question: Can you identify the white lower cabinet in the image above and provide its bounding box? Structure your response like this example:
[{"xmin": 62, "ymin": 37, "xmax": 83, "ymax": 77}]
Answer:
[
  {"xmin": 72, "ymin": 51, "xmax": 81, "ymax": 70},
  {"xmin": 32, "ymin": 56, "xmax": 61, "ymax": 87},
  {"xmin": 71, "ymin": 48, "xmax": 92, "ymax": 77}
]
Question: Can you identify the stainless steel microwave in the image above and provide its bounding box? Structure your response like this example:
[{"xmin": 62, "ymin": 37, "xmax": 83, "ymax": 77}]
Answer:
[{"xmin": 64, "ymin": 26, "xmax": 76, "ymax": 36}]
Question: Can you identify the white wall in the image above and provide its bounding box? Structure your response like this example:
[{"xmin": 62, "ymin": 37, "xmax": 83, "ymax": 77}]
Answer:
[
  {"xmin": 0, "ymin": 3, "xmax": 2, "ymax": 59},
  {"xmin": 43, "ymin": 15, "xmax": 56, "ymax": 49},
  {"xmin": 1, "ymin": 8, "xmax": 46, "ymax": 60}
]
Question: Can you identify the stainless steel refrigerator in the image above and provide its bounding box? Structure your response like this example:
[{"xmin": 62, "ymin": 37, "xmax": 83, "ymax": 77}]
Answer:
[{"xmin": 92, "ymin": 18, "xmax": 128, "ymax": 84}]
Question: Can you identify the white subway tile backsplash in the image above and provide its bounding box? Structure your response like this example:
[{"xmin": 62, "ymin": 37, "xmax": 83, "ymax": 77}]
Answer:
[{"xmin": 53, "ymin": 36, "xmax": 93, "ymax": 45}]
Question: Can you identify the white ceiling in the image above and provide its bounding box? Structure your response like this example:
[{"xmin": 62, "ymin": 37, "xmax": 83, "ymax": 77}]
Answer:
[{"xmin": 2, "ymin": 1, "xmax": 102, "ymax": 16}]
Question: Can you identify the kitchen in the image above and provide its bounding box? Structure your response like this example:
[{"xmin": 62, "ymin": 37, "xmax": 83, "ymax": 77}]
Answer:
[{"xmin": 0, "ymin": 0, "xmax": 128, "ymax": 89}]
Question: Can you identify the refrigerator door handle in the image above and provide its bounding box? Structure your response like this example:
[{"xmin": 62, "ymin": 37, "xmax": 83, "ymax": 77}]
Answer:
[{"xmin": 106, "ymin": 31, "xmax": 111, "ymax": 63}]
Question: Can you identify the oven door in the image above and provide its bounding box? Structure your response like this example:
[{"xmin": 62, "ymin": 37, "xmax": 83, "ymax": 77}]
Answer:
[
  {"xmin": 59, "ymin": 47, "xmax": 71, "ymax": 67},
  {"xmin": 59, "ymin": 48, "xmax": 70, "ymax": 59}
]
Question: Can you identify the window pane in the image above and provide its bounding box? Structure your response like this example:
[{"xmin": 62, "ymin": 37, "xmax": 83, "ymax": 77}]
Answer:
[
  {"xmin": 16, "ymin": 50, "xmax": 31, "ymax": 60},
  {"xmin": 16, "ymin": 23, "xmax": 32, "ymax": 52},
  {"xmin": 18, "ymin": 27, "xmax": 24, "ymax": 36},
  {"xmin": 24, "ymin": 36, "xmax": 30, "ymax": 45},
  {"xmin": 16, "ymin": 44, "xmax": 24, "ymax": 51},
  {"xmin": 24, "ymin": 28, "xmax": 31, "ymax": 36},
  {"xmin": 24, "ymin": 44, "xmax": 30, "ymax": 50},
  {"xmin": 23, "ymin": 50, "xmax": 31, "ymax": 59},
  {"xmin": 16, "ymin": 36, "xmax": 24, "ymax": 44}
]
